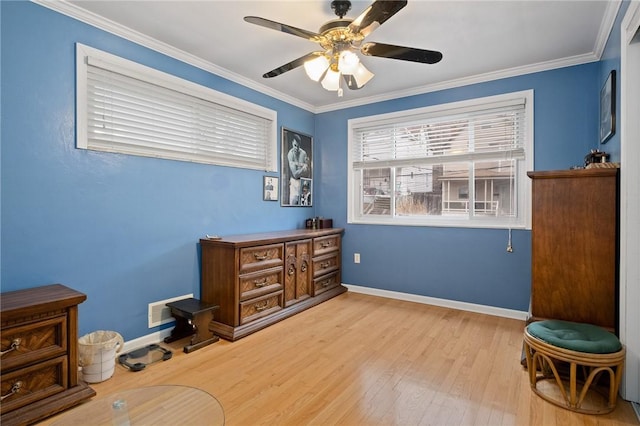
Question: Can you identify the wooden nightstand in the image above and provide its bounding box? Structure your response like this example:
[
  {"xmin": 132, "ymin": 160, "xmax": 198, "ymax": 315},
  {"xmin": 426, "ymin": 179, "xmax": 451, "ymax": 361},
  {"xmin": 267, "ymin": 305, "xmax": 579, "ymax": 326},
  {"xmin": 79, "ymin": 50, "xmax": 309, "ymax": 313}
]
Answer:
[{"xmin": 1, "ymin": 284, "xmax": 96, "ymax": 425}]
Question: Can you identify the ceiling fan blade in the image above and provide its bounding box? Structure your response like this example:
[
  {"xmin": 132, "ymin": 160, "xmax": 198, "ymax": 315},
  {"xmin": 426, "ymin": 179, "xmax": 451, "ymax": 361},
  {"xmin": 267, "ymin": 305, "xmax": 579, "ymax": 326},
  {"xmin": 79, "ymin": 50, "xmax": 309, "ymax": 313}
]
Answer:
[
  {"xmin": 263, "ymin": 52, "xmax": 323, "ymax": 78},
  {"xmin": 348, "ymin": 0, "xmax": 408, "ymax": 38},
  {"xmin": 244, "ymin": 16, "xmax": 322, "ymax": 42},
  {"xmin": 361, "ymin": 42, "xmax": 443, "ymax": 64}
]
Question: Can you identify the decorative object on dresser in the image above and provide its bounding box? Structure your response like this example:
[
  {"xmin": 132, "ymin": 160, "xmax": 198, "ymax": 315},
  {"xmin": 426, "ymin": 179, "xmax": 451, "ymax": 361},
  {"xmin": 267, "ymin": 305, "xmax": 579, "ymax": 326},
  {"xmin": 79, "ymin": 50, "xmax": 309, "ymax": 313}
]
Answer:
[
  {"xmin": 527, "ymin": 168, "xmax": 619, "ymax": 332},
  {"xmin": 1, "ymin": 284, "xmax": 96, "ymax": 425},
  {"xmin": 200, "ymin": 228, "xmax": 345, "ymax": 341}
]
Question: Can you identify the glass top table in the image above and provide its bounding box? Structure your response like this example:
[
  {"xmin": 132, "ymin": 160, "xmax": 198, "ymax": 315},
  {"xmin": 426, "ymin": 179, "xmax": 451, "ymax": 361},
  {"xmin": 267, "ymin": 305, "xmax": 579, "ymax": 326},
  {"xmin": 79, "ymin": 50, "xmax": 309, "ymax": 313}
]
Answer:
[{"xmin": 51, "ymin": 385, "xmax": 224, "ymax": 425}]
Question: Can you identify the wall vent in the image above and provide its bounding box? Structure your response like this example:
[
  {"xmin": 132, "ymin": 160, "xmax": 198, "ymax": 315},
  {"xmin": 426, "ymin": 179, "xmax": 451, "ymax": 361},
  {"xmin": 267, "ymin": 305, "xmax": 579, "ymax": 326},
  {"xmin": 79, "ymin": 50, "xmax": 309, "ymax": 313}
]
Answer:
[{"xmin": 148, "ymin": 294, "xmax": 193, "ymax": 328}]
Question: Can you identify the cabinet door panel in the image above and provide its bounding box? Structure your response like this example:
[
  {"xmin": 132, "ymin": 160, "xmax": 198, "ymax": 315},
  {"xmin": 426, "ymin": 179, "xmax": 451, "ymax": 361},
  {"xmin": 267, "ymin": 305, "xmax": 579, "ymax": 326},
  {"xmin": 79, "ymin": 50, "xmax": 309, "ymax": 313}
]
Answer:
[
  {"xmin": 529, "ymin": 169, "xmax": 618, "ymax": 331},
  {"xmin": 284, "ymin": 240, "xmax": 312, "ymax": 307}
]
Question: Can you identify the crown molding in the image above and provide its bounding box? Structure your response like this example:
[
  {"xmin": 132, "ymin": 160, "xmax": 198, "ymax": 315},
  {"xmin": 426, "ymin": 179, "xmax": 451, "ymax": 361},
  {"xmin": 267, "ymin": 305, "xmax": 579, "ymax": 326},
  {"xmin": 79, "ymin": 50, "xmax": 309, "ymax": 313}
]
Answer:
[
  {"xmin": 31, "ymin": 0, "xmax": 316, "ymax": 113},
  {"xmin": 315, "ymin": 51, "xmax": 599, "ymax": 113},
  {"xmin": 594, "ymin": 0, "xmax": 623, "ymax": 59},
  {"xmin": 32, "ymin": 0, "xmax": 616, "ymax": 115}
]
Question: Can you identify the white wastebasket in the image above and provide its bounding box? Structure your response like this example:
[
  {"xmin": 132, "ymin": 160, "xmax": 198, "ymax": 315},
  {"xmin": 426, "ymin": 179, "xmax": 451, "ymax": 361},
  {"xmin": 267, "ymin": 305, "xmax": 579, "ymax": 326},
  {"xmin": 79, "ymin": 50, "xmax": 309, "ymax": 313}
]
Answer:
[{"xmin": 78, "ymin": 330, "xmax": 124, "ymax": 383}]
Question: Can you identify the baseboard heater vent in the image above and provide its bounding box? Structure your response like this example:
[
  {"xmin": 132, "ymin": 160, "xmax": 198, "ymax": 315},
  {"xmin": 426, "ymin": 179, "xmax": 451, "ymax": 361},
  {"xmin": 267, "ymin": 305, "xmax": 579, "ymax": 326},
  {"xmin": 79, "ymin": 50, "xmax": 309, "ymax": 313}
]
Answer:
[{"xmin": 148, "ymin": 294, "xmax": 193, "ymax": 328}]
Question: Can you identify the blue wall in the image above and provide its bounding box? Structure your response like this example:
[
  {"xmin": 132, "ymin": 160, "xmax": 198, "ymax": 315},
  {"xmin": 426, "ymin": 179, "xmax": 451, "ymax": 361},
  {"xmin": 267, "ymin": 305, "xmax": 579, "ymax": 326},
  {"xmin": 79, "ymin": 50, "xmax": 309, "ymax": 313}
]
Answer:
[
  {"xmin": 596, "ymin": 1, "xmax": 628, "ymax": 162},
  {"xmin": 1, "ymin": 1, "xmax": 618, "ymax": 340},
  {"xmin": 315, "ymin": 63, "xmax": 600, "ymax": 312},
  {"xmin": 0, "ymin": 1, "xmax": 315, "ymax": 340}
]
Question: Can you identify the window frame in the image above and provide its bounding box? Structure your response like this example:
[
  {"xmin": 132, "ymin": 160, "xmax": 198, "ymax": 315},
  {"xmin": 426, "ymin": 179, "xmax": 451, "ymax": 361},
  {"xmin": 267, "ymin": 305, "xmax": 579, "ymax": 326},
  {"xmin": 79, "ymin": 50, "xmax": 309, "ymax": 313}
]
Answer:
[
  {"xmin": 76, "ymin": 43, "xmax": 278, "ymax": 171},
  {"xmin": 347, "ymin": 90, "xmax": 534, "ymax": 229}
]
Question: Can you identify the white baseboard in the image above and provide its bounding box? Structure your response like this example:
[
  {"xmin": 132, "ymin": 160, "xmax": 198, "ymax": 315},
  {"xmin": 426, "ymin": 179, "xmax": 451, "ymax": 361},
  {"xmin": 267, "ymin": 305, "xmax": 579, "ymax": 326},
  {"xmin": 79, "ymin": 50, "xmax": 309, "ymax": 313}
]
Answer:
[
  {"xmin": 120, "ymin": 328, "xmax": 174, "ymax": 354},
  {"xmin": 343, "ymin": 283, "xmax": 529, "ymax": 321},
  {"xmin": 122, "ymin": 285, "xmax": 528, "ymax": 352}
]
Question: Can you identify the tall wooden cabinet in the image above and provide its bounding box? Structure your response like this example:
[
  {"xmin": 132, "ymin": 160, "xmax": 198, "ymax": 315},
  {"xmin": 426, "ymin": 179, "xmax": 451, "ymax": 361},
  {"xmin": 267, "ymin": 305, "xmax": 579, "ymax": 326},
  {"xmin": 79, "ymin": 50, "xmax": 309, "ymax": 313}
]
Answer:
[
  {"xmin": 200, "ymin": 228, "xmax": 345, "ymax": 341},
  {"xmin": 528, "ymin": 168, "xmax": 619, "ymax": 332}
]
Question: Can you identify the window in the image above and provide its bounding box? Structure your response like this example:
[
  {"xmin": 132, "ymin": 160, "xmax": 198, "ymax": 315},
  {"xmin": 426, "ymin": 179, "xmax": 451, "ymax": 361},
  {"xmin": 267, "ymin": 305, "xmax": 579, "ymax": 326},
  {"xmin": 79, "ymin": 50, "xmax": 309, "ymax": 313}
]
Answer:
[
  {"xmin": 348, "ymin": 91, "xmax": 533, "ymax": 228},
  {"xmin": 76, "ymin": 44, "xmax": 277, "ymax": 171}
]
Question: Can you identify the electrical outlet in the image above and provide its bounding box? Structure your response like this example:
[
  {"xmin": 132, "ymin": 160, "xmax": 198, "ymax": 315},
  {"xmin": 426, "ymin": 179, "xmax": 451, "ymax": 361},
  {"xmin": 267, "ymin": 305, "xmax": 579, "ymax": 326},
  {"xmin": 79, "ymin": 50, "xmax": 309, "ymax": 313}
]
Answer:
[{"xmin": 354, "ymin": 253, "xmax": 361, "ymax": 263}]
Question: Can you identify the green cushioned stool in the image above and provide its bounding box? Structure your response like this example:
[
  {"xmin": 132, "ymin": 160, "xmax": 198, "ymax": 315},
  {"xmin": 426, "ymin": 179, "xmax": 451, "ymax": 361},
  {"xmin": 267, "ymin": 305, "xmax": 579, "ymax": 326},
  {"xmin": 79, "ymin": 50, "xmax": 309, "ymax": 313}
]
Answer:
[{"xmin": 523, "ymin": 320, "xmax": 625, "ymax": 414}]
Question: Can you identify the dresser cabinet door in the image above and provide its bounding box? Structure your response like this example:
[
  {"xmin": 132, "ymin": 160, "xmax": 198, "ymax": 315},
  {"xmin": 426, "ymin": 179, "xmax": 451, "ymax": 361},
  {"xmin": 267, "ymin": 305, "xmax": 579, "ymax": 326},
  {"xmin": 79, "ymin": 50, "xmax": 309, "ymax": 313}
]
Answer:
[{"xmin": 284, "ymin": 240, "xmax": 312, "ymax": 307}]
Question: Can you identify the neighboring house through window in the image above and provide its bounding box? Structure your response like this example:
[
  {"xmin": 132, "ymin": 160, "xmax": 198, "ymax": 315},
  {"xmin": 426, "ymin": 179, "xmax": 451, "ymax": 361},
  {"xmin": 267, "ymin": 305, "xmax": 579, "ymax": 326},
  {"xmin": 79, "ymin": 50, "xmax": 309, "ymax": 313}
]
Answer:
[{"xmin": 348, "ymin": 90, "xmax": 534, "ymax": 229}]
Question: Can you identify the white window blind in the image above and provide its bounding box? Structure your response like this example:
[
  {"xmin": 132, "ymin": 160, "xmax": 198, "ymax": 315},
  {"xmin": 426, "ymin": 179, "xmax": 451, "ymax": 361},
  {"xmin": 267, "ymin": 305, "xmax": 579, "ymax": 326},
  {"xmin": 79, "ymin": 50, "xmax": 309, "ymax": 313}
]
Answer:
[
  {"xmin": 348, "ymin": 91, "xmax": 533, "ymax": 229},
  {"xmin": 76, "ymin": 44, "xmax": 277, "ymax": 171},
  {"xmin": 352, "ymin": 98, "xmax": 526, "ymax": 169}
]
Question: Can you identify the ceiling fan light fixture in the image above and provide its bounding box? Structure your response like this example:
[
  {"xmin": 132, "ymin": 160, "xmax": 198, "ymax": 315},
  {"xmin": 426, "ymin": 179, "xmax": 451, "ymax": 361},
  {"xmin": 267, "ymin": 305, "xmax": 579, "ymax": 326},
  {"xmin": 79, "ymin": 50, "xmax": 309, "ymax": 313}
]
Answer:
[
  {"xmin": 338, "ymin": 50, "xmax": 360, "ymax": 74},
  {"xmin": 351, "ymin": 62, "xmax": 374, "ymax": 88},
  {"xmin": 321, "ymin": 67, "xmax": 342, "ymax": 91},
  {"xmin": 303, "ymin": 55, "xmax": 330, "ymax": 82}
]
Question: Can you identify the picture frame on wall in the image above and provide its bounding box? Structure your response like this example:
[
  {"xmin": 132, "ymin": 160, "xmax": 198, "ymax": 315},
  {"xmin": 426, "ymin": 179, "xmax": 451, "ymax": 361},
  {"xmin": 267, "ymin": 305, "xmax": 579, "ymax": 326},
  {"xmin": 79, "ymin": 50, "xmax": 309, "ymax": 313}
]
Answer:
[
  {"xmin": 281, "ymin": 127, "xmax": 313, "ymax": 207},
  {"xmin": 600, "ymin": 70, "xmax": 616, "ymax": 144},
  {"xmin": 263, "ymin": 176, "xmax": 278, "ymax": 201}
]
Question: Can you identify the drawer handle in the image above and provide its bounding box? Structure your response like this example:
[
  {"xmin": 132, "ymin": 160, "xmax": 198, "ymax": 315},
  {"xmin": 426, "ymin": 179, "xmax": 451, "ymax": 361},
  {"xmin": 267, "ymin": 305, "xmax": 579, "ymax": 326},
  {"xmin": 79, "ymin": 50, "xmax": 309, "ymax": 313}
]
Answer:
[
  {"xmin": 321, "ymin": 279, "xmax": 331, "ymax": 287},
  {"xmin": 321, "ymin": 241, "xmax": 332, "ymax": 248},
  {"xmin": 255, "ymin": 301, "xmax": 269, "ymax": 311},
  {"xmin": 253, "ymin": 252, "xmax": 268, "ymax": 261},
  {"xmin": 320, "ymin": 261, "xmax": 331, "ymax": 269},
  {"xmin": 1, "ymin": 338, "xmax": 22, "ymax": 357},
  {"xmin": 253, "ymin": 278, "xmax": 268, "ymax": 287},
  {"xmin": 0, "ymin": 381, "xmax": 22, "ymax": 401}
]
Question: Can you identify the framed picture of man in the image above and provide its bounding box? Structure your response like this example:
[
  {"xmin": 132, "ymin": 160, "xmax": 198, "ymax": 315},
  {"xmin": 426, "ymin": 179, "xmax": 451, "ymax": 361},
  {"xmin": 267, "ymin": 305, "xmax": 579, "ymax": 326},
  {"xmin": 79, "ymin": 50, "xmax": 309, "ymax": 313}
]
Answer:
[
  {"xmin": 281, "ymin": 127, "xmax": 313, "ymax": 206},
  {"xmin": 263, "ymin": 176, "xmax": 278, "ymax": 201}
]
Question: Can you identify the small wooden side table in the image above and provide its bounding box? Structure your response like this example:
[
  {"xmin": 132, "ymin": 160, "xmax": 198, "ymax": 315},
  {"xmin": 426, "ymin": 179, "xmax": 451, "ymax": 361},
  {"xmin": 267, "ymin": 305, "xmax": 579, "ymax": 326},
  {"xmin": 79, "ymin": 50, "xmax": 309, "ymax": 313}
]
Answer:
[{"xmin": 163, "ymin": 298, "xmax": 219, "ymax": 353}]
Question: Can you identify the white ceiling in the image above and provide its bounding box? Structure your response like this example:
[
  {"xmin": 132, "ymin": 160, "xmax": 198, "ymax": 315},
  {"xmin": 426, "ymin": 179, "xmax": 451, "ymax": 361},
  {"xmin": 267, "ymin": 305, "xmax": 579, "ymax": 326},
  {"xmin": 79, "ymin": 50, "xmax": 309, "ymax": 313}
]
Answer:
[{"xmin": 44, "ymin": 0, "xmax": 618, "ymax": 112}]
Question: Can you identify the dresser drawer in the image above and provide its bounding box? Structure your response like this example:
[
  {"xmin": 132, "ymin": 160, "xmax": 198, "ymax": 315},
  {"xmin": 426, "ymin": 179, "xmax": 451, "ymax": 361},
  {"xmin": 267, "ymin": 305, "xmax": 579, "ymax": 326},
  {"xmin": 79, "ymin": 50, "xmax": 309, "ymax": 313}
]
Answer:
[
  {"xmin": 239, "ymin": 291, "xmax": 283, "ymax": 325},
  {"xmin": 240, "ymin": 244, "xmax": 284, "ymax": 274},
  {"xmin": 313, "ymin": 271, "xmax": 341, "ymax": 296},
  {"xmin": 0, "ymin": 356, "xmax": 68, "ymax": 414},
  {"xmin": 239, "ymin": 268, "xmax": 283, "ymax": 301},
  {"xmin": 1, "ymin": 315, "xmax": 67, "ymax": 373},
  {"xmin": 312, "ymin": 253, "xmax": 340, "ymax": 278},
  {"xmin": 313, "ymin": 235, "xmax": 340, "ymax": 257}
]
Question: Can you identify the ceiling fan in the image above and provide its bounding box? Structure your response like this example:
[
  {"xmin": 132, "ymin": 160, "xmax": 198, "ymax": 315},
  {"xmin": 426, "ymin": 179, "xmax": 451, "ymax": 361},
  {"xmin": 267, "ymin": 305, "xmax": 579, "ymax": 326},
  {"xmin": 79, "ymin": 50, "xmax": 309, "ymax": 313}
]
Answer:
[{"xmin": 244, "ymin": 0, "xmax": 443, "ymax": 95}]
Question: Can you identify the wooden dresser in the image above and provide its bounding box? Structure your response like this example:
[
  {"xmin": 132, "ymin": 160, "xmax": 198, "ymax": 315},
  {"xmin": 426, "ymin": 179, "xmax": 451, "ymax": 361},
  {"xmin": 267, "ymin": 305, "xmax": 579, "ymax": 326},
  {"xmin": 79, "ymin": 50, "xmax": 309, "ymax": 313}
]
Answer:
[
  {"xmin": 1, "ymin": 284, "xmax": 96, "ymax": 425},
  {"xmin": 528, "ymin": 168, "xmax": 619, "ymax": 332},
  {"xmin": 200, "ymin": 228, "xmax": 346, "ymax": 340}
]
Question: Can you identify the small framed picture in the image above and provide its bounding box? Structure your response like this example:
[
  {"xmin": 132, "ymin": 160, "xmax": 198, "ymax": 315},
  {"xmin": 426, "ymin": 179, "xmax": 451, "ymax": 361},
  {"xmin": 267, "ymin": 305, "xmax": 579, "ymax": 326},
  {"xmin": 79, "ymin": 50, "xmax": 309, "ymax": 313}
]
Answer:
[
  {"xmin": 263, "ymin": 176, "xmax": 278, "ymax": 201},
  {"xmin": 300, "ymin": 178, "xmax": 312, "ymax": 206},
  {"xmin": 599, "ymin": 70, "xmax": 616, "ymax": 144},
  {"xmin": 281, "ymin": 127, "xmax": 313, "ymax": 207}
]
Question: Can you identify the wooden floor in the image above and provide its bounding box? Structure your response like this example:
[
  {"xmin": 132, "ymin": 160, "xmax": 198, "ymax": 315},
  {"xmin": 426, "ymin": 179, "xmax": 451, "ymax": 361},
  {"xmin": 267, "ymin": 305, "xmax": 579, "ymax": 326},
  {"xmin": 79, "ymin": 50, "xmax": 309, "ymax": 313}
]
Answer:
[{"xmin": 45, "ymin": 292, "xmax": 639, "ymax": 425}]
